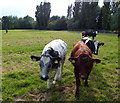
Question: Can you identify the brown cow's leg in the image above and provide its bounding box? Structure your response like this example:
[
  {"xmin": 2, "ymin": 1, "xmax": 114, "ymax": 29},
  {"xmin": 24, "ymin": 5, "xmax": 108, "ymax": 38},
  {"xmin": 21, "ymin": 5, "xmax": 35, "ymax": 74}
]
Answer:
[
  {"xmin": 74, "ymin": 69, "xmax": 80, "ymax": 98},
  {"xmin": 84, "ymin": 77, "xmax": 89, "ymax": 87}
]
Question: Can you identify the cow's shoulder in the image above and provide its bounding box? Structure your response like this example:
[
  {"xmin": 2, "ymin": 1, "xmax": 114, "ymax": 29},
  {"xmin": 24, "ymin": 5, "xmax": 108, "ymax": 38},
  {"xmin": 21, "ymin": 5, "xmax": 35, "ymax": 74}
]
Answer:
[{"xmin": 71, "ymin": 41, "xmax": 92, "ymax": 57}]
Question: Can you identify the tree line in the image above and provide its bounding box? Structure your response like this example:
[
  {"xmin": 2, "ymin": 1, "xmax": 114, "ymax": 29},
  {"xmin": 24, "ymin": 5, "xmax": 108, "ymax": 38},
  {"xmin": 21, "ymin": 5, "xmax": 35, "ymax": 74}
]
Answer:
[
  {"xmin": 2, "ymin": 15, "xmax": 36, "ymax": 30},
  {"xmin": 1, "ymin": 1, "xmax": 119, "ymax": 31}
]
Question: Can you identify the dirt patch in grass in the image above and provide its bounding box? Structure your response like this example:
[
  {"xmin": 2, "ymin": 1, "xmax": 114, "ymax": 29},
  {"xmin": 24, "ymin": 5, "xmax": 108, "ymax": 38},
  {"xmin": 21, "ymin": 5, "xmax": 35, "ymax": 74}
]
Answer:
[{"xmin": 17, "ymin": 85, "xmax": 75, "ymax": 101}]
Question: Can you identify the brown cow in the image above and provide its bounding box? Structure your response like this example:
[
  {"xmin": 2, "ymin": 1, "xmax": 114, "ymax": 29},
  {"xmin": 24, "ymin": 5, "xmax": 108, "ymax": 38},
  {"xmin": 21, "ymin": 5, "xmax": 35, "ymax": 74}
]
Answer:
[{"xmin": 69, "ymin": 41, "xmax": 101, "ymax": 98}]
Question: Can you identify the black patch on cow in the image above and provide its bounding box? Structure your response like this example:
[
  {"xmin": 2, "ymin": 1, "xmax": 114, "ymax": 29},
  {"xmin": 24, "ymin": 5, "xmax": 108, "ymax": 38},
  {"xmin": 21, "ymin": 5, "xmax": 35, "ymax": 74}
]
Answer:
[
  {"xmin": 86, "ymin": 40, "xmax": 95, "ymax": 54},
  {"xmin": 82, "ymin": 39, "xmax": 95, "ymax": 54},
  {"xmin": 47, "ymin": 47, "xmax": 59, "ymax": 57},
  {"xmin": 84, "ymin": 32, "xmax": 97, "ymax": 37},
  {"xmin": 43, "ymin": 47, "xmax": 61, "ymax": 69},
  {"xmin": 81, "ymin": 39, "xmax": 86, "ymax": 43},
  {"xmin": 83, "ymin": 32, "xmax": 97, "ymax": 40},
  {"xmin": 52, "ymin": 57, "xmax": 61, "ymax": 68}
]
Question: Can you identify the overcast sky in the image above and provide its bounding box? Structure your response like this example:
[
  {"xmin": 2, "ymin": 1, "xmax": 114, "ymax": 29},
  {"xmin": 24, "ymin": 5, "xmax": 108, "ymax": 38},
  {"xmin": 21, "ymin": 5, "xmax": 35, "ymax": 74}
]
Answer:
[{"xmin": 0, "ymin": 0, "xmax": 104, "ymax": 20}]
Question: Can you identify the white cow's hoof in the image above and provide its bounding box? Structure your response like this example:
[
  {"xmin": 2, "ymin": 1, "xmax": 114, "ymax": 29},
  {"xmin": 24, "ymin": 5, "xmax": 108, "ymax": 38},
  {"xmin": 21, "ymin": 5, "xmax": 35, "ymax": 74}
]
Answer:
[
  {"xmin": 47, "ymin": 86, "xmax": 50, "ymax": 89},
  {"xmin": 53, "ymin": 81, "xmax": 56, "ymax": 84}
]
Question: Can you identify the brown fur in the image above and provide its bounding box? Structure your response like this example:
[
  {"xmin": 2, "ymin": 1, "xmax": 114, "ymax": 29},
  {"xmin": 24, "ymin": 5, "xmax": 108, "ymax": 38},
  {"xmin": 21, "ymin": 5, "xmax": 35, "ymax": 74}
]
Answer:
[{"xmin": 69, "ymin": 41, "xmax": 101, "ymax": 98}]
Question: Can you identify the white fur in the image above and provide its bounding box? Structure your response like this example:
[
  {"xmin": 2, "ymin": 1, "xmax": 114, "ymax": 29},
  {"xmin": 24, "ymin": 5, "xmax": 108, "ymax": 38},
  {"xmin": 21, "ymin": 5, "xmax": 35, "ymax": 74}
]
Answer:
[
  {"xmin": 82, "ymin": 37, "xmax": 92, "ymax": 44},
  {"xmin": 42, "ymin": 39, "xmax": 67, "ymax": 88},
  {"xmin": 94, "ymin": 41, "xmax": 99, "ymax": 54}
]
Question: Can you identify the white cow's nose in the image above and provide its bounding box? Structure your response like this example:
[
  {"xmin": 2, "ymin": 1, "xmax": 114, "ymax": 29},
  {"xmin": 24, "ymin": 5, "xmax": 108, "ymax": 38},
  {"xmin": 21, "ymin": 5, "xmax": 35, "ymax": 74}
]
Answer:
[
  {"xmin": 41, "ymin": 75, "xmax": 49, "ymax": 81},
  {"xmin": 42, "ymin": 75, "xmax": 46, "ymax": 78}
]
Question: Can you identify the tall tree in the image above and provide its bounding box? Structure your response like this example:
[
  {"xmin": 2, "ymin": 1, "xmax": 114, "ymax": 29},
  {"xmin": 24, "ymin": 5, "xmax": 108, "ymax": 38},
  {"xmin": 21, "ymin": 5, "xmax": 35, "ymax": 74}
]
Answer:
[
  {"xmin": 2, "ymin": 16, "xmax": 14, "ymax": 30},
  {"xmin": 73, "ymin": 2, "xmax": 81, "ymax": 20},
  {"xmin": 101, "ymin": 1, "xmax": 111, "ymax": 30},
  {"xmin": 97, "ymin": 7, "xmax": 103, "ymax": 30},
  {"xmin": 111, "ymin": 2, "xmax": 117, "ymax": 15},
  {"xmin": 67, "ymin": 1, "xmax": 99, "ymax": 30},
  {"xmin": 22, "ymin": 15, "xmax": 34, "ymax": 29},
  {"xmin": 35, "ymin": 2, "xmax": 51, "ymax": 29},
  {"xmin": 88, "ymin": 1, "xmax": 99, "ymax": 29},
  {"xmin": 67, "ymin": 4, "xmax": 73, "ymax": 19},
  {"xmin": 110, "ymin": 1, "xmax": 119, "ymax": 31},
  {"xmin": 0, "ymin": 18, "xmax": 1, "ymax": 30}
]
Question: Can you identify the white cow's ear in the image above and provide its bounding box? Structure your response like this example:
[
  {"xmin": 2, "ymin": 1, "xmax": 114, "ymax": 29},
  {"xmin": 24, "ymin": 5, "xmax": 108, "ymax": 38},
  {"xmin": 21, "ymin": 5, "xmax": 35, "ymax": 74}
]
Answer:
[{"xmin": 31, "ymin": 56, "xmax": 41, "ymax": 61}]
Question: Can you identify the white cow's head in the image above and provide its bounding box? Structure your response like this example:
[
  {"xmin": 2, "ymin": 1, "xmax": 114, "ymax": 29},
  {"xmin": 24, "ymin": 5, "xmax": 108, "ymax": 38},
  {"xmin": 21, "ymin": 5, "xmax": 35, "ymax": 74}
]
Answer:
[
  {"xmin": 82, "ymin": 37, "xmax": 104, "ymax": 55},
  {"xmin": 31, "ymin": 48, "xmax": 61, "ymax": 81},
  {"xmin": 93, "ymin": 41, "xmax": 104, "ymax": 55}
]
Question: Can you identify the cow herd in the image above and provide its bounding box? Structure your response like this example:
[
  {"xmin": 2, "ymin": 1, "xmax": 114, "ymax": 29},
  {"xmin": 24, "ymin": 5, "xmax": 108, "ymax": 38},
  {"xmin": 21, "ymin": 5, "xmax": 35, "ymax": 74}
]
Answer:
[{"xmin": 31, "ymin": 32, "xmax": 104, "ymax": 99}]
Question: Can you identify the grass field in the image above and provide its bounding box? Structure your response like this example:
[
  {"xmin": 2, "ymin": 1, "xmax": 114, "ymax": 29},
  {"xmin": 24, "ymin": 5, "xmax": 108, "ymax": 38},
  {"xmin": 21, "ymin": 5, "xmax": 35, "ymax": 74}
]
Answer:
[{"xmin": 2, "ymin": 30, "xmax": 119, "ymax": 101}]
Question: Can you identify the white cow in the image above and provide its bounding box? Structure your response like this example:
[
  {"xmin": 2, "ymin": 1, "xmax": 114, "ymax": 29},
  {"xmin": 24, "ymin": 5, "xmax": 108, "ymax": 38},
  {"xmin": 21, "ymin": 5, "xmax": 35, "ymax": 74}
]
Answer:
[{"xmin": 31, "ymin": 39, "xmax": 67, "ymax": 88}]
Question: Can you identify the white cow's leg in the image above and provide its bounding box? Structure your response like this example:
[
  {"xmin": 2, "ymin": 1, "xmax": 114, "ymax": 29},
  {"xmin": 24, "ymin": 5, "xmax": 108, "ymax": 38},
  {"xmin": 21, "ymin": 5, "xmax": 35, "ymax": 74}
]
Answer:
[
  {"xmin": 58, "ymin": 68, "xmax": 62, "ymax": 80},
  {"xmin": 47, "ymin": 79, "xmax": 50, "ymax": 88},
  {"xmin": 53, "ymin": 69, "xmax": 60, "ymax": 84},
  {"xmin": 47, "ymin": 73, "xmax": 50, "ymax": 88},
  {"xmin": 53, "ymin": 61, "xmax": 64, "ymax": 84},
  {"xmin": 58, "ymin": 60, "xmax": 65, "ymax": 80}
]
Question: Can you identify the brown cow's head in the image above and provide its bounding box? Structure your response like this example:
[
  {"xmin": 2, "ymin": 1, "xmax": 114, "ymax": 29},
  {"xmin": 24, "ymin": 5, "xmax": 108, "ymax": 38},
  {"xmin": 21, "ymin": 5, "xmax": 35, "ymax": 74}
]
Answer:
[
  {"xmin": 69, "ymin": 54, "xmax": 101, "ymax": 64},
  {"xmin": 69, "ymin": 54, "xmax": 101, "ymax": 79}
]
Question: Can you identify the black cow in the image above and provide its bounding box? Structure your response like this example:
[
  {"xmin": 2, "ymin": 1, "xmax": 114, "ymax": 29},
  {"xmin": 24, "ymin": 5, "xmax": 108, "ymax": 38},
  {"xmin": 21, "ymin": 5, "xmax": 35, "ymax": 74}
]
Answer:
[{"xmin": 82, "ymin": 31, "xmax": 98, "ymax": 40}]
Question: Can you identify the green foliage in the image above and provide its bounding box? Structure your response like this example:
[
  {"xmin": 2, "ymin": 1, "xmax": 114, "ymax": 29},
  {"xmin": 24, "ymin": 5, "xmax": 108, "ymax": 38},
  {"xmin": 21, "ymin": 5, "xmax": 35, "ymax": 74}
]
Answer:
[
  {"xmin": 2, "ymin": 16, "xmax": 36, "ymax": 30},
  {"xmin": 47, "ymin": 16, "xmax": 67, "ymax": 30},
  {"xmin": 35, "ymin": 2, "xmax": 51, "ymax": 29},
  {"xmin": 67, "ymin": 19, "xmax": 80, "ymax": 30},
  {"xmin": 67, "ymin": 4, "xmax": 73, "ymax": 19},
  {"xmin": 2, "ymin": 30, "xmax": 119, "ymax": 101},
  {"xmin": 18, "ymin": 16, "xmax": 35, "ymax": 29},
  {"xmin": 101, "ymin": 2, "xmax": 111, "ymax": 30},
  {"xmin": 110, "ymin": 3, "xmax": 119, "ymax": 31},
  {"xmin": 67, "ymin": 1, "xmax": 99, "ymax": 30},
  {"xmin": 67, "ymin": 1, "xmax": 118, "ymax": 31},
  {"xmin": 2, "ymin": 16, "xmax": 14, "ymax": 29},
  {"xmin": 49, "ymin": 16, "xmax": 60, "ymax": 22}
]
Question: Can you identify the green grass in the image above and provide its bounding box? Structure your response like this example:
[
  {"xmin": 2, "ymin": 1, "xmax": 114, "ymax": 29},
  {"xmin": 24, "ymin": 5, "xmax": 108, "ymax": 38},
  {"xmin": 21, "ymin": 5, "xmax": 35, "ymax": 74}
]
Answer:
[{"xmin": 2, "ymin": 30, "xmax": 119, "ymax": 101}]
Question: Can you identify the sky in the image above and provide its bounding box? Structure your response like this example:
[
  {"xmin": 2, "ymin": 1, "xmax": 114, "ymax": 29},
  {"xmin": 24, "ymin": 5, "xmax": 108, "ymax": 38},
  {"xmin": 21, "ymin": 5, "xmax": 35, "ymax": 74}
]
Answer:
[{"xmin": 0, "ymin": 0, "xmax": 104, "ymax": 20}]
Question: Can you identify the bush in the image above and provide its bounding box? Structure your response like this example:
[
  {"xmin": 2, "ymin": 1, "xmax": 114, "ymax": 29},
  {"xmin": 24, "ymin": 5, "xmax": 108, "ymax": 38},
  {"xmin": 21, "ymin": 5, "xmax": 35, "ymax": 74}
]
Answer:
[{"xmin": 47, "ymin": 17, "xmax": 67, "ymax": 30}]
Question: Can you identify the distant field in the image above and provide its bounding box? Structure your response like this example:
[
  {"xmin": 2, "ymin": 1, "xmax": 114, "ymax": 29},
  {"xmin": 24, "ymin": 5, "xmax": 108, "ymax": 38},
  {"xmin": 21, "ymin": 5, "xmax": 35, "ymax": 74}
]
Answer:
[{"xmin": 2, "ymin": 30, "xmax": 119, "ymax": 101}]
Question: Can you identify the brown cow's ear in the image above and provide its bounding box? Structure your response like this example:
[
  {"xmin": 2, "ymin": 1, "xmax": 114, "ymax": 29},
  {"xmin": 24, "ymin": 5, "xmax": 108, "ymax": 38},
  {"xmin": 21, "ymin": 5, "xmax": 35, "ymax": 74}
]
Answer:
[
  {"xmin": 68, "ymin": 58, "xmax": 78, "ymax": 63},
  {"xmin": 92, "ymin": 58, "xmax": 101, "ymax": 63}
]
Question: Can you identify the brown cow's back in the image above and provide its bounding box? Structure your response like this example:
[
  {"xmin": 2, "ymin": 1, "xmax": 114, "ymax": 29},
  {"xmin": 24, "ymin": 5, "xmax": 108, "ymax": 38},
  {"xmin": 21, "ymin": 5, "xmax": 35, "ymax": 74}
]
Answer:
[{"xmin": 71, "ymin": 41, "xmax": 92, "ymax": 58}]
